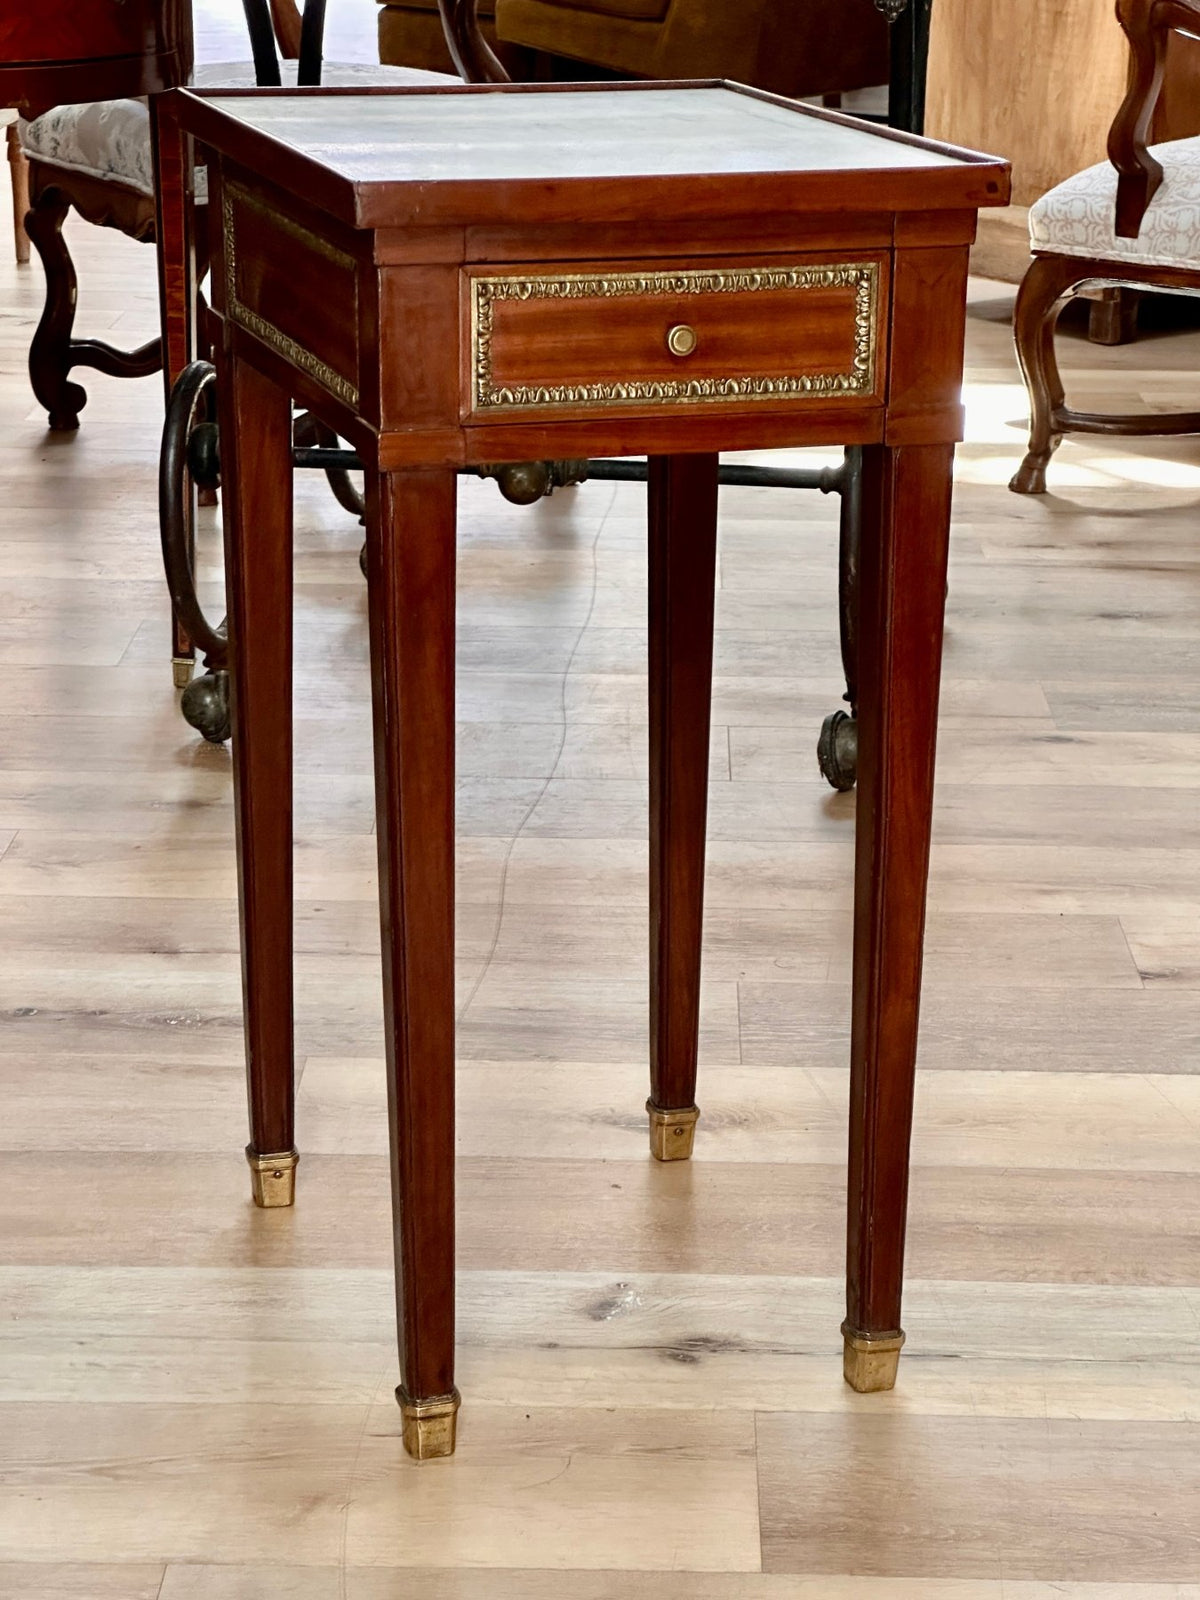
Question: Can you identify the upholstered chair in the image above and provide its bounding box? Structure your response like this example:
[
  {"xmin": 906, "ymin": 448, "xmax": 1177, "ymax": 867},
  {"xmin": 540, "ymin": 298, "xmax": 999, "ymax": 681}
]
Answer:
[{"xmin": 1011, "ymin": 0, "xmax": 1200, "ymax": 493}]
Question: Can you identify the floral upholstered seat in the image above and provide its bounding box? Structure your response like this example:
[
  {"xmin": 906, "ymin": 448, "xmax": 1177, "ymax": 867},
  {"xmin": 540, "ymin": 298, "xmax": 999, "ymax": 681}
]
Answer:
[{"xmin": 1029, "ymin": 136, "xmax": 1200, "ymax": 274}]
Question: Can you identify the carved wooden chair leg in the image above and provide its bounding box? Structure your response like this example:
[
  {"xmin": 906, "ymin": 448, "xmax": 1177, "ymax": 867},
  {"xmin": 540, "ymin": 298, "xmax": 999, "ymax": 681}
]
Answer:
[
  {"xmin": 24, "ymin": 184, "xmax": 88, "ymax": 431},
  {"xmin": 1010, "ymin": 255, "xmax": 1081, "ymax": 494},
  {"xmin": 25, "ymin": 175, "xmax": 165, "ymax": 431}
]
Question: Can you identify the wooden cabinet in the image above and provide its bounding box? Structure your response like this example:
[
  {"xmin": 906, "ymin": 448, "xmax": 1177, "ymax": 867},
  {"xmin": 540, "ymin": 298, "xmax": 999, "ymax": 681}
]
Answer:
[{"xmin": 926, "ymin": 0, "xmax": 1200, "ymax": 207}]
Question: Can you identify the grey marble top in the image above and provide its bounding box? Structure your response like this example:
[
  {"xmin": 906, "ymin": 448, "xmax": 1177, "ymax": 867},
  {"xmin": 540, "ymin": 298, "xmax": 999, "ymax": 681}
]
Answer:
[{"xmin": 198, "ymin": 84, "xmax": 972, "ymax": 188}]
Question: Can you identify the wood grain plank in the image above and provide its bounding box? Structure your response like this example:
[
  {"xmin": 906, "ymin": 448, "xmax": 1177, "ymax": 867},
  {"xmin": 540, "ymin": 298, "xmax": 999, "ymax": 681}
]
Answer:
[
  {"xmin": 739, "ymin": 981, "xmax": 1200, "ymax": 1073},
  {"xmin": 1122, "ymin": 917, "xmax": 1200, "ymax": 987},
  {"xmin": 0, "ymin": 1566, "xmax": 166, "ymax": 1600},
  {"xmin": 159, "ymin": 1571, "xmax": 1200, "ymax": 1600},
  {"xmin": 0, "ymin": 1403, "xmax": 758, "ymax": 1571},
  {"xmin": 1, "ymin": 1154, "xmax": 1197, "ymax": 1283},
  {"xmin": 758, "ymin": 1411, "xmax": 1200, "ymax": 1581},
  {"xmin": 294, "ymin": 1060, "xmax": 1200, "ymax": 1172},
  {"xmin": 3, "ymin": 1268, "xmax": 1198, "ymax": 1365}
]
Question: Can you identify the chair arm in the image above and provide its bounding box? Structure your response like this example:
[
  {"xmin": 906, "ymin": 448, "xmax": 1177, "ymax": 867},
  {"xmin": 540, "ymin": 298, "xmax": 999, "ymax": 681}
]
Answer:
[
  {"xmin": 438, "ymin": 0, "xmax": 511, "ymax": 83},
  {"xmin": 1110, "ymin": 0, "xmax": 1200, "ymax": 235}
]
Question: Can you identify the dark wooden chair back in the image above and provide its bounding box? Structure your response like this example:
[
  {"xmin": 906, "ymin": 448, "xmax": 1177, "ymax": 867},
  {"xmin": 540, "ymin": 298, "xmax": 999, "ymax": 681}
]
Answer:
[
  {"xmin": 1110, "ymin": 0, "xmax": 1200, "ymax": 236},
  {"xmin": 240, "ymin": 0, "xmax": 332, "ymax": 86}
]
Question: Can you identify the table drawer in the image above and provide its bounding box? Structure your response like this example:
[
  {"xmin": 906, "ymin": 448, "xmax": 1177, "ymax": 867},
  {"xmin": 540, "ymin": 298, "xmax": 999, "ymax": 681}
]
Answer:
[{"xmin": 465, "ymin": 257, "xmax": 886, "ymax": 419}]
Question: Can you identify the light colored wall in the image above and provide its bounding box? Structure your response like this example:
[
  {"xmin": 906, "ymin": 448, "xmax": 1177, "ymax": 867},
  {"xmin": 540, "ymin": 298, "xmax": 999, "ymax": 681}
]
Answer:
[{"xmin": 926, "ymin": 0, "xmax": 1128, "ymax": 206}]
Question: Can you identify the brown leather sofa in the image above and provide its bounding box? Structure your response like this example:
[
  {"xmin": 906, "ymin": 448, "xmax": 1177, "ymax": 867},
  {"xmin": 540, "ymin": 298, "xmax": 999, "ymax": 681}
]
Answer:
[{"xmin": 378, "ymin": 0, "xmax": 890, "ymax": 98}]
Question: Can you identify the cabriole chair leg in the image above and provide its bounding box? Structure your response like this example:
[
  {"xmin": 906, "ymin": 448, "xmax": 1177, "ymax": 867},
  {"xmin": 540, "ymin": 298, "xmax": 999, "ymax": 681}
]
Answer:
[
  {"xmin": 24, "ymin": 184, "xmax": 88, "ymax": 431},
  {"xmin": 1010, "ymin": 255, "xmax": 1079, "ymax": 495}
]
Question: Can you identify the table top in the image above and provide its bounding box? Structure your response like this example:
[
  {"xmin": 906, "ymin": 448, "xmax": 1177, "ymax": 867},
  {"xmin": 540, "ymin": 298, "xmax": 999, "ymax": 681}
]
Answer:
[{"xmin": 174, "ymin": 81, "xmax": 1010, "ymax": 230}]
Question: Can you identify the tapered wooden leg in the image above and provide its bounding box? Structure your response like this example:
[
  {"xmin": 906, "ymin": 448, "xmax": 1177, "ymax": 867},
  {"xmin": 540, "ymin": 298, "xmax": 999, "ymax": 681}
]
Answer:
[
  {"xmin": 217, "ymin": 346, "xmax": 297, "ymax": 1207},
  {"xmin": 7, "ymin": 124, "xmax": 30, "ymax": 266},
  {"xmin": 843, "ymin": 442, "xmax": 953, "ymax": 1393},
  {"xmin": 647, "ymin": 453, "xmax": 719, "ymax": 1162},
  {"xmin": 365, "ymin": 468, "xmax": 459, "ymax": 1460}
]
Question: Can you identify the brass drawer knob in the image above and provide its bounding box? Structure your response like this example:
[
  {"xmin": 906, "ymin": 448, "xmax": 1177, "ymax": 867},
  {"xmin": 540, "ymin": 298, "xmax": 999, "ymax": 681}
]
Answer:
[{"xmin": 666, "ymin": 323, "xmax": 698, "ymax": 358}]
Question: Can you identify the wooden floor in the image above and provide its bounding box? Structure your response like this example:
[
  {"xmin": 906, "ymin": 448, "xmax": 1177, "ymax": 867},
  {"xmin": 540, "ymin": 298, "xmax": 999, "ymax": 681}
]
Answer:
[{"xmin": 4, "ymin": 113, "xmax": 1200, "ymax": 1600}]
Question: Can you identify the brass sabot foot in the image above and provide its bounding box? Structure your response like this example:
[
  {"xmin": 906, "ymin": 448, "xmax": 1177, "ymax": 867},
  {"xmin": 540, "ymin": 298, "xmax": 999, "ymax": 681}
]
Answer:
[
  {"xmin": 397, "ymin": 1387, "xmax": 460, "ymax": 1460},
  {"xmin": 647, "ymin": 1100, "xmax": 700, "ymax": 1162},
  {"xmin": 246, "ymin": 1146, "xmax": 299, "ymax": 1208},
  {"xmin": 172, "ymin": 655, "xmax": 195, "ymax": 689},
  {"xmin": 841, "ymin": 1323, "xmax": 905, "ymax": 1393}
]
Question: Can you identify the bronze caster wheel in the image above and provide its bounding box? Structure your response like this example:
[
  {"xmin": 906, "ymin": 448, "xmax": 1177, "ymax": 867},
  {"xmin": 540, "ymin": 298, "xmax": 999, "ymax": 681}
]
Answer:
[
  {"xmin": 478, "ymin": 458, "xmax": 590, "ymax": 503},
  {"xmin": 181, "ymin": 669, "xmax": 232, "ymax": 745},
  {"xmin": 818, "ymin": 709, "xmax": 858, "ymax": 791}
]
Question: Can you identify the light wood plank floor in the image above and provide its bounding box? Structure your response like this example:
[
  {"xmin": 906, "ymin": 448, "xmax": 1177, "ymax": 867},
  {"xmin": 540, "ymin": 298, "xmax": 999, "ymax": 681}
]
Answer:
[{"xmin": 4, "ymin": 106, "xmax": 1200, "ymax": 1600}]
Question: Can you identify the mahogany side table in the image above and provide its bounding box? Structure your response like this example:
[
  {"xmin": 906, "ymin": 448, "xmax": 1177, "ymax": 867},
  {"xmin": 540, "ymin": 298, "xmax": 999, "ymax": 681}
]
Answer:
[{"xmin": 156, "ymin": 81, "xmax": 1008, "ymax": 1459}]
